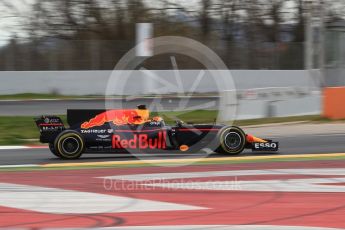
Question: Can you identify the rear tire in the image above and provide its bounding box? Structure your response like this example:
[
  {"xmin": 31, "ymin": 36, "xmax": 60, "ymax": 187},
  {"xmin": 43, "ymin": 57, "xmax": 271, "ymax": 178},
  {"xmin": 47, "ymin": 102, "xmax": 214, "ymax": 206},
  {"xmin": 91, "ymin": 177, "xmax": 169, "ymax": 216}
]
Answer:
[
  {"xmin": 49, "ymin": 143, "xmax": 61, "ymax": 158},
  {"xmin": 54, "ymin": 130, "xmax": 85, "ymax": 159},
  {"xmin": 217, "ymin": 126, "xmax": 246, "ymax": 155}
]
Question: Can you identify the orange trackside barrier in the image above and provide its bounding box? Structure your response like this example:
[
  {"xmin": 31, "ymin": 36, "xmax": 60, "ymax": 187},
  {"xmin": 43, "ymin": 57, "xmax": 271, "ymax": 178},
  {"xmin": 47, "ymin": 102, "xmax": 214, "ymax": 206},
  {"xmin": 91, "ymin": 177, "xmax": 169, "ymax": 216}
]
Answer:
[{"xmin": 323, "ymin": 87, "xmax": 345, "ymax": 119}]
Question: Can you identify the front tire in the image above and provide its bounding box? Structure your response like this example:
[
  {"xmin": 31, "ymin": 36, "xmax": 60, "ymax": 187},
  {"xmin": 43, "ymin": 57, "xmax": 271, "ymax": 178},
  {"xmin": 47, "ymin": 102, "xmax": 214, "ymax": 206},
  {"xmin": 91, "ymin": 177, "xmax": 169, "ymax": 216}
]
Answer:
[
  {"xmin": 217, "ymin": 126, "xmax": 246, "ymax": 155},
  {"xmin": 54, "ymin": 130, "xmax": 85, "ymax": 159}
]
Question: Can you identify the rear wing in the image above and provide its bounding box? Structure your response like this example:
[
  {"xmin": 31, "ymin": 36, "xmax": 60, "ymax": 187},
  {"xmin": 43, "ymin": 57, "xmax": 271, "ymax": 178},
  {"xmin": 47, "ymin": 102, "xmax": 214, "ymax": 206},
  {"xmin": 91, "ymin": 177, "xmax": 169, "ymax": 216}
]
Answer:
[
  {"xmin": 34, "ymin": 116, "xmax": 65, "ymax": 143},
  {"xmin": 35, "ymin": 116, "xmax": 65, "ymax": 132}
]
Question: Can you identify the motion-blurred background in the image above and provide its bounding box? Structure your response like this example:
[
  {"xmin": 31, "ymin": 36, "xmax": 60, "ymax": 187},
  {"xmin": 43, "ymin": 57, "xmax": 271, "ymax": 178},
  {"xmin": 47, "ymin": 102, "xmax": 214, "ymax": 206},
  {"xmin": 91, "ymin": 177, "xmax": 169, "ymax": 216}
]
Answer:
[
  {"xmin": 0, "ymin": 0, "xmax": 333, "ymax": 70},
  {"xmin": 1, "ymin": 0, "xmax": 345, "ymax": 145}
]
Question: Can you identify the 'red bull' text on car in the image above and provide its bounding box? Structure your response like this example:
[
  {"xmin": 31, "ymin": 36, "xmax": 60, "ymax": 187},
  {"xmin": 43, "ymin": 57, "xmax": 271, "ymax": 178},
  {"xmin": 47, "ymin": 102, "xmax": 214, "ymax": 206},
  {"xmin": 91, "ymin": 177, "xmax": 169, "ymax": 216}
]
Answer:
[{"xmin": 35, "ymin": 105, "xmax": 279, "ymax": 159}]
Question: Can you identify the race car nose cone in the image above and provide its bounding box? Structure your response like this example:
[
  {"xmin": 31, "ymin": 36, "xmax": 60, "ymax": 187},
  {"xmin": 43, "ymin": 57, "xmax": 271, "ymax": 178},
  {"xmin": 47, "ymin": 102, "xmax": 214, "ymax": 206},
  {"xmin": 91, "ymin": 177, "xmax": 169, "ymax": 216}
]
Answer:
[{"xmin": 246, "ymin": 134, "xmax": 267, "ymax": 143}]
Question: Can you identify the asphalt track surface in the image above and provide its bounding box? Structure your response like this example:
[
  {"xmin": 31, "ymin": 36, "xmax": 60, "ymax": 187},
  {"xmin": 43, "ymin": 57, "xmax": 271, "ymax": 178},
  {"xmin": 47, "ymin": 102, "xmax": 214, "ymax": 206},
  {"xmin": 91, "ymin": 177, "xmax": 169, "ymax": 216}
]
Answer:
[
  {"xmin": 0, "ymin": 97, "xmax": 218, "ymax": 116},
  {"xmin": 1, "ymin": 133, "xmax": 344, "ymax": 165}
]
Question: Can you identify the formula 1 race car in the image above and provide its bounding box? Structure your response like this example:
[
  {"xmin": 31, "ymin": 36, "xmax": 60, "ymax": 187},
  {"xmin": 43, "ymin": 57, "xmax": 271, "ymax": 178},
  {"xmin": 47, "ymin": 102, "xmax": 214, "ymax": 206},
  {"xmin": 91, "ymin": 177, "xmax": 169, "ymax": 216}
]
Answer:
[{"xmin": 35, "ymin": 105, "xmax": 279, "ymax": 159}]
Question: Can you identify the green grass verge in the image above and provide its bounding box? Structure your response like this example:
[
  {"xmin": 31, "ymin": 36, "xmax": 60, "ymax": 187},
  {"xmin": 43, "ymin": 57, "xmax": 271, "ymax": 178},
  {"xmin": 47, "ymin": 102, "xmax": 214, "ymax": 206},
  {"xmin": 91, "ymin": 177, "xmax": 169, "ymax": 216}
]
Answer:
[
  {"xmin": 0, "ymin": 111, "xmax": 327, "ymax": 145},
  {"xmin": 0, "ymin": 93, "xmax": 85, "ymax": 100},
  {"xmin": 153, "ymin": 111, "xmax": 322, "ymax": 126},
  {"xmin": 234, "ymin": 115, "xmax": 322, "ymax": 126},
  {"xmin": 151, "ymin": 110, "xmax": 219, "ymax": 124},
  {"xmin": 0, "ymin": 116, "xmax": 66, "ymax": 145}
]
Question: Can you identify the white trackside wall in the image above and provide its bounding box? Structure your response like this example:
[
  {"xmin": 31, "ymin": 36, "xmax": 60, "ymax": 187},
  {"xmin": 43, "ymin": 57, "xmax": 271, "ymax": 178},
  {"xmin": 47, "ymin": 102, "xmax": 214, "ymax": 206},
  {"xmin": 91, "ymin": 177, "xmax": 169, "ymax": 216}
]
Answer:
[{"xmin": 0, "ymin": 70, "xmax": 321, "ymax": 120}]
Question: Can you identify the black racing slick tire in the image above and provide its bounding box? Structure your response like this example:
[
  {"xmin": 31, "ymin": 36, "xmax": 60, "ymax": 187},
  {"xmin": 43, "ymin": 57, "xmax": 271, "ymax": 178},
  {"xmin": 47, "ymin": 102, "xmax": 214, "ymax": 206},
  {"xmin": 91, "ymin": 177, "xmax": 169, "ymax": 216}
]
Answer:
[
  {"xmin": 217, "ymin": 126, "xmax": 246, "ymax": 155},
  {"xmin": 49, "ymin": 143, "xmax": 61, "ymax": 158},
  {"xmin": 54, "ymin": 130, "xmax": 85, "ymax": 159}
]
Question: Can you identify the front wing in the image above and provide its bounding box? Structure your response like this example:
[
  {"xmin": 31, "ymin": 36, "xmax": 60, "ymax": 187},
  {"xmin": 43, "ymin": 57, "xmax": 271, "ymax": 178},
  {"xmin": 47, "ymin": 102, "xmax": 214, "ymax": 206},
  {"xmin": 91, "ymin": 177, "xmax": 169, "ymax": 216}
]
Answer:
[{"xmin": 246, "ymin": 134, "xmax": 279, "ymax": 152}]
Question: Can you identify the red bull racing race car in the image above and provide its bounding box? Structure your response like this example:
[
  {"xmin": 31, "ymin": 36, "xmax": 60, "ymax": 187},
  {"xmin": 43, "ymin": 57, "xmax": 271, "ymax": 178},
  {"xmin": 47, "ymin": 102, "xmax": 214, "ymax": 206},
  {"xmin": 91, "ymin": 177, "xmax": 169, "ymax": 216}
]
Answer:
[{"xmin": 35, "ymin": 105, "xmax": 279, "ymax": 159}]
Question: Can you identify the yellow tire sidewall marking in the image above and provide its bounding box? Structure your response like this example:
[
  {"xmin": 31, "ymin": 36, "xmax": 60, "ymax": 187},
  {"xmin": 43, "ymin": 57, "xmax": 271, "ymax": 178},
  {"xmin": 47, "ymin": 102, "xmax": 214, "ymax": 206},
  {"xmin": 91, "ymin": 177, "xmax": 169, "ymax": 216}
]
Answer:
[
  {"xmin": 56, "ymin": 132, "xmax": 84, "ymax": 158},
  {"xmin": 220, "ymin": 127, "xmax": 246, "ymax": 154}
]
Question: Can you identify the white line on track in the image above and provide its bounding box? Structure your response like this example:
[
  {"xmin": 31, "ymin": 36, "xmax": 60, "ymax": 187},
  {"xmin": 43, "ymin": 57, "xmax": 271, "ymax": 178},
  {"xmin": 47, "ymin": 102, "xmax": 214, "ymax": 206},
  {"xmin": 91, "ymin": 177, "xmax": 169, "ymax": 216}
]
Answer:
[
  {"xmin": 145, "ymin": 177, "xmax": 345, "ymax": 193},
  {"xmin": 0, "ymin": 164, "xmax": 39, "ymax": 168},
  {"xmin": 0, "ymin": 183, "xmax": 205, "ymax": 214},
  {"xmin": 0, "ymin": 146, "xmax": 31, "ymax": 150},
  {"xmin": 100, "ymin": 168, "xmax": 345, "ymax": 181},
  {"xmin": 0, "ymin": 146, "xmax": 47, "ymax": 150},
  {"xmin": 103, "ymin": 168, "xmax": 345, "ymax": 193}
]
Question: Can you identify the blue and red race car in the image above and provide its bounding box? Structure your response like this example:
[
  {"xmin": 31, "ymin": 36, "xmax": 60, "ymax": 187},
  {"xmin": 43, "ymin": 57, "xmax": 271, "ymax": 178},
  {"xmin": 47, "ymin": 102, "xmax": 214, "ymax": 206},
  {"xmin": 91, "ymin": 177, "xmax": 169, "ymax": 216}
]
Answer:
[{"xmin": 35, "ymin": 105, "xmax": 278, "ymax": 159}]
